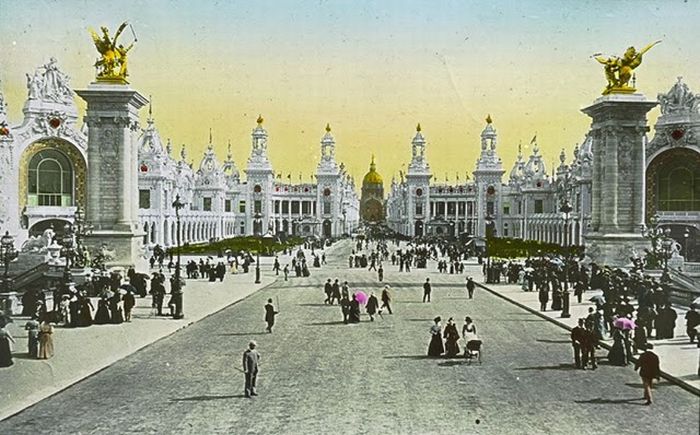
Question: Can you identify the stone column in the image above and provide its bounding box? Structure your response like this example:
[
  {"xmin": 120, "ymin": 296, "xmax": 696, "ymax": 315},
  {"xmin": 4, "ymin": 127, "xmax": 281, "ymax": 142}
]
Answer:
[
  {"xmin": 76, "ymin": 83, "xmax": 148, "ymax": 270},
  {"xmin": 581, "ymin": 93, "xmax": 656, "ymax": 266}
]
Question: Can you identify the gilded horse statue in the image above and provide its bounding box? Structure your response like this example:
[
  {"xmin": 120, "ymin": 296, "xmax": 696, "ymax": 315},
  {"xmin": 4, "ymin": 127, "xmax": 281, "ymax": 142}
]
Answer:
[
  {"xmin": 89, "ymin": 22, "xmax": 136, "ymax": 82},
  {"xmin": 594, "ymin": 40, "xmax": 661, "ymax": 95}
]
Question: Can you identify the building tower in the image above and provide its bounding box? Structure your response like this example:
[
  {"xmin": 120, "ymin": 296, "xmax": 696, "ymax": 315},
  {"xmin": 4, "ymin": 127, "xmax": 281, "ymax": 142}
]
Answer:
[
  {"xmin": 472, "ymin": 115, "xmax": 505, "ymax": 238},
  {"xmin": 406, "ymin": 123, "xmax": 432, "ymax": 236},
  {"xmin": 360, "ymin": 155, "xmax": 385, "ymax": 223},
  {"xmin": 245, "ymin": 115, "xmax": 274, "ymax": 235},
  {"xmin": 316, "ymin": 123, "xmax": 342, "ymax": 237}
]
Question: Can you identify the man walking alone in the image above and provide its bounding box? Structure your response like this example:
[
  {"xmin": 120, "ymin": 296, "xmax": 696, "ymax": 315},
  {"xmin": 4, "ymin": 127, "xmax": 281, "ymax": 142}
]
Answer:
[
  {"xmin": 634, "ymin": 343, "xmax": 660, "ymax": 405},
  {"xmin": 264, "ymin": 299, "xmax": 279, "ymax": 333},
  {"xmin": 466, "ymin": 277, "xmax": 475, "ymax": 299},
  {"xmin": 243, "ymin": 341, "xmax": 261, "ymax": 398},
  {"xmin": 423, "ymin": 278, "xmax": 432, "ymax": 303}
]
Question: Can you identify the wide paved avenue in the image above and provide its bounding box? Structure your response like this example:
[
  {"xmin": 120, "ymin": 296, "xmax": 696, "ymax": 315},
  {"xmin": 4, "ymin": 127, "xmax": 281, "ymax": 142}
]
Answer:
[{"xmin": 1, "ymin": 241, "xmax": 698, "ymax": 434}]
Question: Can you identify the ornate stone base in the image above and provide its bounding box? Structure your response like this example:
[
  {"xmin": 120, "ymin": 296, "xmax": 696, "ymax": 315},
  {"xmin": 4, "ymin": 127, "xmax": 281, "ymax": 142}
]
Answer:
[
  {"xmin": 584, "ymin": 232, "xmax": 650, "ymax": 268},
  {"xmin": 84, "ymin": 230, "xmax": 148, "ymax": 272}
]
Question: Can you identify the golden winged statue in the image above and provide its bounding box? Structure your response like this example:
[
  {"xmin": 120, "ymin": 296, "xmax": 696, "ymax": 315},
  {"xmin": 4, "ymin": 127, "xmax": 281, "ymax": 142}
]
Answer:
[
  {"xmin": 89, "ymin": 22, "xmax": 136, "ymax": 82},
  {"xmin": 594, "ymin": 40, "xmax": 661, "ymax": 95}
]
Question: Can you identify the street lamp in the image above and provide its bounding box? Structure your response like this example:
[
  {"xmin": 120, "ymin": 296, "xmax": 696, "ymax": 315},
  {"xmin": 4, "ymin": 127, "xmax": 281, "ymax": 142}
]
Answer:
[
  {"xmin": 559, "ymin": 199, "xmax": 573, "ymax": 318},
  {"xmin": 484, "ymin": 214, "xmax": 493, "ymax": 283},
  {"xmin": 171, "ymin": 194, "xmax": 186, "ymax": 319},
  {"xmin": 61, "ymin": 223, "xmax": 75, "ymax": 284},
  {"xmin": 0, "ymin": 231, "xmax": 17, "ymax": 292},
  {"xmin": 662, "ymin": 228, "xmax": 673, "ymax": 272},
  {"xmin": 255, "ymin": 242, "xmax": 261, "ymax": 284}
]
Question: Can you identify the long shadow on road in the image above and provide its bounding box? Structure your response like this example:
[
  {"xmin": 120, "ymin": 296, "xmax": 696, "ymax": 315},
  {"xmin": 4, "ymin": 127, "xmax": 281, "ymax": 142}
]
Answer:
[{"xmin": 170, "ymin": 394, "xmax": 247, "ymax": 402}]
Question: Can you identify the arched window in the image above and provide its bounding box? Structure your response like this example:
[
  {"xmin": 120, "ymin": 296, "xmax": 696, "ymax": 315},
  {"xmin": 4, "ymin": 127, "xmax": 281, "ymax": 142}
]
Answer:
[
  {"xmin": 658, "ymin": 165, "xmax": 699, "ymax": 211},
  {"xmin": 28, "ymin": 149, "xmax": 73, "ymax": 206}
]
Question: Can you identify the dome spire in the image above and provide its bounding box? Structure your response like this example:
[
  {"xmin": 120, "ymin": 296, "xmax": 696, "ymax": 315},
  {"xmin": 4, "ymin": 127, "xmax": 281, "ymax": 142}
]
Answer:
[
  {"xmin": 257, "ymin": 114, "xmax": 264, "ymax": 125},
  {"xmin": 416, "ymin": 123, "xmax": 421, "ymax": 132},
  {"xmin": 325, "ymin": 123, "xmax": 331, "ymax": 132},
  {"xmin": 486, "ymin": 114, "xmax": 492, "ymax": 124}
]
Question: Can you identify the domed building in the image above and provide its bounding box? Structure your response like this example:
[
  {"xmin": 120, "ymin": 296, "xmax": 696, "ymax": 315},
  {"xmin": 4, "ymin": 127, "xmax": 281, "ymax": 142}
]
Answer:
[{"xmin": 360, "ymin": 156, "xmax": 385, "ymax": 222}]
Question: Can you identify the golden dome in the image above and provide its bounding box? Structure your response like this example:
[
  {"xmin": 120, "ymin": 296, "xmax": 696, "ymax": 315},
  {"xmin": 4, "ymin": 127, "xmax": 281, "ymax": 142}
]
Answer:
[{"xmin": 362, "ymin": 155, "xmax": 383, "ymax": 185}]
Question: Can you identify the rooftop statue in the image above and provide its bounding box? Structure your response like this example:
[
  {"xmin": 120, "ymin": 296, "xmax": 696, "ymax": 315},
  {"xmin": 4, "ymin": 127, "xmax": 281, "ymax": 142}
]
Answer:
[
  {"xmin": 89, "ymin": 22, "xmax": 137, "ymax": 83},
  {"xmin": 594, "ymin": 40, "xmax": 661, "ymax": 95}
]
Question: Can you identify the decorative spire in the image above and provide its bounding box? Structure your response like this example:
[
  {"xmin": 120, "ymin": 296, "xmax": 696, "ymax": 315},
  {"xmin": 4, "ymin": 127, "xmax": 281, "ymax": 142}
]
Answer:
[
  {"xmin": 166, "ymin": 138, "xmax": 172, "ymax": 155},
  {"xmin": 325, "ymin": 123, "xmax": 331, "ymax": 132},
  {"xmin": 180, "ymin": 144, "xmax": 187, "ymax": 161},
  {"xmin": 227, "ymin": 140, "xmax": 232, "ymax": 159},
  {"xmin": 486, "ymin": 114, "xmax": 492, "ymax": 124},
  {"xmin": 257, "ymin": 114, "xmax": 264, "ymax": 125},
  {"xmin": 148, "ymin": 95, "xmax": 153, "ymax": 118},
  {"xmin": 518, "ymin": 141, "xmax": 523, "ymax": 158},
  {"xmin": 416, "ymin": 123, "xmax": 421, "ymax": 132}
]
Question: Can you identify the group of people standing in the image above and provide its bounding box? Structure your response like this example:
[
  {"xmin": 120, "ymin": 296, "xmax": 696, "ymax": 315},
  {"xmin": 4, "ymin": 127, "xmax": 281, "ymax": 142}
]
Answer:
[{"xmin": 428, "ymin": 316, "xmax": 479, "ymax": 358}]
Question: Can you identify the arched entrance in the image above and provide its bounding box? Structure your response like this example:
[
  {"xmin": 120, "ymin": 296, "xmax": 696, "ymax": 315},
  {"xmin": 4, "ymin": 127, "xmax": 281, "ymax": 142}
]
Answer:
[
  {"xmin": 322, "ymin": 219, "xmax": 332, "ymax": 238},
  {"xmin": 414, "ymin": 220, "xmax": 424, "ymax": 237},
  {"xmin": 646, "ymin": 148, "xmax": 700, "ymax": 217}
]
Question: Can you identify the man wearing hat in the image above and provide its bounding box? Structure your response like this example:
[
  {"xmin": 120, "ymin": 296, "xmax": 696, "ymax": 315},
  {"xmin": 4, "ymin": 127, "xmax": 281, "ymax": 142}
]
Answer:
[
  {"xmin": 466, "ymin": 276, "xmax": 475, "ymax": 299},
  {"xmin": 634, "ymin": 343, "xmax": 660, "ymax": 405},
  {"xmin": 243, "ymin": 341, "xmax": 261, "ymax": 398}
]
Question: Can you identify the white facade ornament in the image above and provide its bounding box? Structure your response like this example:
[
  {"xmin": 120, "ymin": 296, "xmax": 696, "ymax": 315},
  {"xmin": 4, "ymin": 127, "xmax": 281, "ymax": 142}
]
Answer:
[
  {"xmin": 658, "ymin": 77, "xmax": 699, "ymax": 115},
  {"xmin": 26, "ymin": 58, "xmax": 74, "ymax": 104}
]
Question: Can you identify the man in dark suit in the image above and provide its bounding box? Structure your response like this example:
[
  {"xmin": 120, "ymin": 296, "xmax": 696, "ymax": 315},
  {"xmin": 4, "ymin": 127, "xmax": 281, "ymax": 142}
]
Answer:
[
  {"xmin": 243, "ymin": 341, "xmax": 261, "ymax": 398},
  {"xmin": 324, "ymin": 279, "xmax": 333, "ymax": 304},
  {"xmin": 264, "ymin": 299, "xmax": 279, "ymax": 333},
  {"xmin": 422, "ymin": 278, "xmax": 432, "ymax": 303},
  {"xmin": 634, "ymin": 343, "xmax": 660, "ymax": 405},
  {"xmin": 466, "ymin": 277, "xmax": 476, "ymax": 299},
  {"xmin": 570, "ymin": 318, "xmax": 587, "ymax": 369}
]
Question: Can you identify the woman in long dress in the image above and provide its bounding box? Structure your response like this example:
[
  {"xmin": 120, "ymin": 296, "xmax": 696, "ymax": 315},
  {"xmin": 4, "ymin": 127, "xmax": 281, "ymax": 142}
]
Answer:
[
  {"xmin": 607, "ymin": 327, "xmax": 628, "ymax": 366},
  {"xmin": 77, "ymin": 295, "xmax": 94, "ymax": 327},
  {"xmin": 24, "ymin": 318, "xmax": 40, "ymax": 358},
  {"xmin": 0, "ymin": 325, "xmax": 15, "ymax": 367},
  {"xmin": 443, "ymin": 318, "xmax": 461, "ymax": 357},
  {"xmin": 37, "ymin": 320, "xmax": 54, "ymax": 360},
  {"xmin": 348, "ymin": 294, "xmax": 361, "ymax": 323},
  {"xmin": 428, "ymin": 317, "xmax": 444, "ymax": 357},
  {"xmin": 109, "ymin": 293, "xmax": 124, "ymax": 324},
  {"xmin": 94, "ymin": 297, "xmax": 111, "ymax": 324}
]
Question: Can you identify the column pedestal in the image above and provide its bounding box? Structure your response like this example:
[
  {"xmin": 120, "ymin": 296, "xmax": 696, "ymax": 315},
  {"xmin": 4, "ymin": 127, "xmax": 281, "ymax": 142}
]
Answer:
[
  {"xmin": 581, "ymin": 93, "xmax": 657, "ymax": 267},
  {"xmin": 76, "ymin": 83, "xmax": 148, "ymax": 270}
]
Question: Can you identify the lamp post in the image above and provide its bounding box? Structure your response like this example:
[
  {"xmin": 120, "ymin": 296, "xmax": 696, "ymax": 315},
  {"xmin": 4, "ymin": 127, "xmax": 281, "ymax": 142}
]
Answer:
[
  {"xmin": 171, "ymin": 194, "xmax": 185, "ymax": 319},
  {"xmin": 255, "ymin": 241, "xmax": 261, "ymax": 284},
  {"xmin": 559, "ymin": 199, "xmax": 573, "ymax": 318},
  {"xmin": 61, "ymin": 223, "xmax": 75, "ymax": 285},
  {"xmin": 484, "ymin": 214, "xmax": 493, "ymax": 283},
  {"xmin": 0, "ymin": 231, "xmax": 17, "ymax": 292},
  {"xmin": 662, "ymin": 228, "xmax": 673, "ymax": 272}
]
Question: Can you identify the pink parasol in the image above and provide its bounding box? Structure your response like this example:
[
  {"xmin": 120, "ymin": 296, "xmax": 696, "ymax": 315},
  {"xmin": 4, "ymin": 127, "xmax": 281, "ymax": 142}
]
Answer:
[
  {"xmin": 355, "ymin": 291, "xmax": 368, "ymax": 305},
  {"xmin": 613, "ymin": 317, "xmax": 636, "ymax": 331}
]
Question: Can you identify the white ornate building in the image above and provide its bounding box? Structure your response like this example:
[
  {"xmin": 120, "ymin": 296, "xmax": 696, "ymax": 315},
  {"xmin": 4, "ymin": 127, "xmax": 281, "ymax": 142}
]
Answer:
[
  {"xmin": 387, "ymin": 79, "xmax": 700, "ymax": 262},
  {"xmin": 0, "ymin": 59, "xmax": 360, "ymax": 251}
]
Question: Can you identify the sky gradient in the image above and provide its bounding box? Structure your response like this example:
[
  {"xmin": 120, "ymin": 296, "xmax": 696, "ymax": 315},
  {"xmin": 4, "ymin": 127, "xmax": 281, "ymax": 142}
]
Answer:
[{"xmin": 1, "ymin": 0, "xmax": 699, "ymax": 187}]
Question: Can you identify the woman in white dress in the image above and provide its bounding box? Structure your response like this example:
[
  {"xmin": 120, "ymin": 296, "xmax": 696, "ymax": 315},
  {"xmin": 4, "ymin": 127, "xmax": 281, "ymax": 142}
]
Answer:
[{"xmin": 462, "ymin": 316, "xmax": 478, "ymax": 344}]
